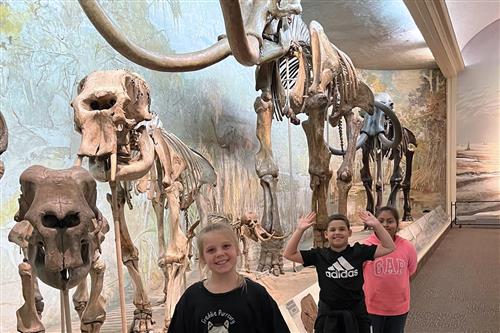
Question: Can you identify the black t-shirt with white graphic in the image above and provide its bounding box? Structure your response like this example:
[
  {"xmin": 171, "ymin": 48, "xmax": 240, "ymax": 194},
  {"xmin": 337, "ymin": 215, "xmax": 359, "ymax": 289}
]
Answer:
[
  {"xmin": 167, "ymin": 277, "xmax": 290, "ymax": 333},
  {"xmin": 301, "ymin": 243, "xmax": 377, "ymax": 309}
]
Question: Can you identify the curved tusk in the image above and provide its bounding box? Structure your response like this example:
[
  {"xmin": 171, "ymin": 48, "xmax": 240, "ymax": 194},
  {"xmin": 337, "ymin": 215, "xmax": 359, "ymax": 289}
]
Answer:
[
  {"xmin": 219, "ymin": 0, "xmax": 260, "ymax": 66},
  {"xmin": 79, "ymin": 0, "xmax": 232, "ymax": 72},
  {"xmin": 115, "ymin": 128, "xmax": 155, "ymax": 181},
  {"xmin": 378, "ymin": 132, "xmax": 393, "ymax": 148},
  {"xmin": 256, "ymin": 231, "xmax": 270, "ymax": 242},
  {"xmin": 375, "ymin": 100, "xmax": 402, "ymax": 150},
  {"xmin": 355, "ymin": 132, "xmax": 369, "ymax": 150},
  {"xmin": 270, "ymin": 232, "xmax": 289, "ymax": 240}
]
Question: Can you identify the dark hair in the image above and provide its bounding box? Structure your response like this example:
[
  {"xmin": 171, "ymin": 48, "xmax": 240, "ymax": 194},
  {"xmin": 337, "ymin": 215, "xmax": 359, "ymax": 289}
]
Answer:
[
  {"xmin": 327, "ymin": 214, "xmax": 350, "ymax": 229},
  {"xmin": 376, "ymin": 206, "xmax": 400, "ymax": 225}
]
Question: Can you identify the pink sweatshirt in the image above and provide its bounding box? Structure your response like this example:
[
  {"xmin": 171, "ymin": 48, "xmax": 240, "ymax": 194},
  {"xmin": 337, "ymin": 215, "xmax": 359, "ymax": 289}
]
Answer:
[{"xmin": 363, "ymin": 234, "xmax": 417, "ymax": 315}]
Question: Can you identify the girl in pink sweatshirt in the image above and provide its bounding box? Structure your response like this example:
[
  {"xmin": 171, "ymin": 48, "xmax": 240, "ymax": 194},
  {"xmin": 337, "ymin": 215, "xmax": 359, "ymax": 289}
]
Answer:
[{"xmin": 363, "ymin": 206, "xmax": 417, "ymax": 333}]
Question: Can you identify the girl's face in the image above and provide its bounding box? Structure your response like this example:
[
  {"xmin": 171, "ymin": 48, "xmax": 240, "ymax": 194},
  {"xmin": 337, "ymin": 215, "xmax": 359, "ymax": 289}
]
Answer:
[
  {"xmin": 200, "ymin": 231, "xmax": 239, "ymax": 276},
  {"xmin": 377, "ymin": 210, "xmax": 398, "ymax": 238},
  {"xmin": 324, "ymin": 220, "xmax": 352, "ymax": 249}
]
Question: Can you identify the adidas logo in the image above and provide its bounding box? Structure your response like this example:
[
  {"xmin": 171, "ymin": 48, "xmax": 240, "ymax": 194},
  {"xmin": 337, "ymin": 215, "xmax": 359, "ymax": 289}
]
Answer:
[{"xmin": 325, "ymin": 256, "xmax": 358, "ymax": 279}]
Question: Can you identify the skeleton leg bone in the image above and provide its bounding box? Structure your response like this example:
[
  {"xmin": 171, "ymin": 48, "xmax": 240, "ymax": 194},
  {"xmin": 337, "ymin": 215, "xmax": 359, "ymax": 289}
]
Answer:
[
  {"xmin": 402, "ymin": 149, "xmax": 414, "ymax": 221},
  {"xmin": 302, "ymin": 93, "xmax": 331, "ymax": 248},
  {"xmin": 72, "ymin": 279, "xmax": 89, "ymax": 320},
  {"xmin": 336, "ymin": 111, "xmax": 361, "ymax": 216},
  {"xmin": 16, "ymin": 261, "xmax": 45, "ymax": 333},
  {"xmin": 254, "ymin": 93, "xmax": 285, "ymax": 275},
  {"xmin": 163, "ymin": 181, "xmax": 189, "ymax": 330},
  {"xmin": 388, "ymin": 152, "xmax": 403, "ymax": 209},
  {"xmin": 375, "ymin": 150, "xmax": 384, "ymax": 212},
  {"xmin": 110, "ymin": 184, "xmax": 154, "ymax": 333},
  {"xmin": 152, "ymin": 192, "xmax": 168, "ymax": 304},
  {"xmin": 80, "ymin": 253, "xmax": 106, "ymax": 333},
  {"xmin": 360, "ymin": 147, "xmax": 374, "ymax": 214}
]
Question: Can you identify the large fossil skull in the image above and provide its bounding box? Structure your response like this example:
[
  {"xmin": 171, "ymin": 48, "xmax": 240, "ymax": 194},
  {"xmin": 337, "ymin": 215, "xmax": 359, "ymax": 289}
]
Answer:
[
  {"xmin": 240, "ymin": 211, "xmax": 287, "ymax": 242},
  {"xmin": 71, "ymin": 70, "xmax": 155, "ymax": 182},
  {"xmin": 11, "ymin": 165, "xmax": 109, "ymax": 290}
]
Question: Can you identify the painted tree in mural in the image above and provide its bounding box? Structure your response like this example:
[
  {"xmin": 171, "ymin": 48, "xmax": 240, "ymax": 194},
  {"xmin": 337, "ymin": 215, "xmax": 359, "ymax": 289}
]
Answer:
[{"xmin": 407, "ymin": 69, "xmax": 446, "ymax": 195}]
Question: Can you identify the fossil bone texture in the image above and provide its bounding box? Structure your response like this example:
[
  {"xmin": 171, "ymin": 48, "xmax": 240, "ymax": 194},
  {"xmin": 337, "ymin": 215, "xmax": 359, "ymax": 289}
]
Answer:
[
  {"xmin": 358, "ymin": 93, "xmax": 415, "ymax": 222},
  {"xmin": 72, "ymin": 70, "xmax": 216, "ymax": 332},
  {"xmin": 0, "ymin": 111, "xmax": 8, "ymax": 179},
  {"xmin": 79, "ymin": 0, "xmax": 302, "ymax": 277},
  {"xmin": 8, "ymin": 165, "xmax": 109, "ymax": 333}
]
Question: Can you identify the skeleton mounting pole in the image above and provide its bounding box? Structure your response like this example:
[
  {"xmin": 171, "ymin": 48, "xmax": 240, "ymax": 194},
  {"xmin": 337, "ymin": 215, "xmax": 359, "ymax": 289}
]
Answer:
[
  {"xmin": 109, "ymin": 153, "xmax": 128, "ymax": 333},
  {"xmin": 62, "ymin": 289, "xmax": 72, "ymax": 333},
  {"xmin": 285, "ymin": 58, "xmax": 296, "ymax": 271},
  {"xmin": 60, "ymin": 291, "xmax": 65, "ymax": 333}
]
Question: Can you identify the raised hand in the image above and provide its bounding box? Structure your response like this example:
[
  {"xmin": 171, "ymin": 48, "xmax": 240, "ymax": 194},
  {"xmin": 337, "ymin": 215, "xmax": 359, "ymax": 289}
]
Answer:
[
  {"xmin": 297, "ymin": 212, "xmax": 316, "ymax": 231},
  {"xmin": 358, "ymin": 211, "xmax": 380, "ymax": 227}
]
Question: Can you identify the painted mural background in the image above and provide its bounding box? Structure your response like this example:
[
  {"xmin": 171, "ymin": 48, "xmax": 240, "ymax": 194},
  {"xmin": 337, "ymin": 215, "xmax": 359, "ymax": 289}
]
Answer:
[
  {"xmin": 456, "ymin": 20, "xmax": 500, "ymax": 218},
  {"xmin": 0, "ymin": 1, "xmax": 446, "ymax": 330}
]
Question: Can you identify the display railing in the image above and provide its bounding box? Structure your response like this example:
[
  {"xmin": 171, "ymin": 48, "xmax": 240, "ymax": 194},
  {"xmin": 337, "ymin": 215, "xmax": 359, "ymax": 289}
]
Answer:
[{"xmin": 452, "ymin": 200, "xmax": 500, "ymax": 227}]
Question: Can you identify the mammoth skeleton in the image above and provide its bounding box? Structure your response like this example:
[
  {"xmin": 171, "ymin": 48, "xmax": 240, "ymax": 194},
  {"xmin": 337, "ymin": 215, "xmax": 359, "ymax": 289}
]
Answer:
[
  {"xmin": 270, "ymin": 16, "xmax": 402, "ymax": 246},
  {"xmin": 358, "ymin": 93, "xmax": 416, "ymax": 221},
  {"xmin": 79, "ymin": 0, "xmax": 302, "ymax": 275},
  {"xmin": 72, "ymin": 70, "xmax": 217, "ymax": 332},
  {"xmin": 8, "ymin": 166, "xmax": 109, "ymax": 333}
]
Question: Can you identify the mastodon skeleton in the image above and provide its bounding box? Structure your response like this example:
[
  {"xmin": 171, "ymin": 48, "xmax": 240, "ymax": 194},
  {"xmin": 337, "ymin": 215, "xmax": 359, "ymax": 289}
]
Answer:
[
  {"xmin": 358, "ymin": 93, "xmax": 415, "ymax": 221},
  {"xmin": 71, "ymin": 70, "xmax": 216, "ymax": 332}
]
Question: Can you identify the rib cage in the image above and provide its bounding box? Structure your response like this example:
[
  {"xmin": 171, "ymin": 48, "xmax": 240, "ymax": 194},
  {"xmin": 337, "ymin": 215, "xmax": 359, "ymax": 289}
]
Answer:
[
  {"xmin": 272, "ymin": 15, "xmax": 312, "ymax": 121},
  {"xmin": 158, "ymin": 128, "xmax": 216, "ymax": 209}
]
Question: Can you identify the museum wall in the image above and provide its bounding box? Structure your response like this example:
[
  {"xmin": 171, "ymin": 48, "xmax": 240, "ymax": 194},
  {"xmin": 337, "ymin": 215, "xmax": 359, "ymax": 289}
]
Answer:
[
  {"xmin": 0, "ymin": 1, "xmax": 447, "ymax": 329},
  {"xmin": 456, "ymin": 19, "xmax": 500, "ymax": 216}
]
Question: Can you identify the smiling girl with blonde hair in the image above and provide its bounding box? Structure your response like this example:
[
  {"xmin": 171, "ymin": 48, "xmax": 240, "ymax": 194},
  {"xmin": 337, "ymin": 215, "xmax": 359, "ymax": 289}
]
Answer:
[{"xmin": 168, "ymin": 222, "xmax": 290, "ymax": 333}]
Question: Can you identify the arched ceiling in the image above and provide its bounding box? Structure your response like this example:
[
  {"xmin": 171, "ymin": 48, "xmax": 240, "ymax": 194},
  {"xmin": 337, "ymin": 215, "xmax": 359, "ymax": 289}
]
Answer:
[
  {"xmin": 445, "ymin": 0, "xmax": 500, "ymax": 51},
  {"xmin": 301, "ymin": 0, "xmax": 437, "ymax": 70}
]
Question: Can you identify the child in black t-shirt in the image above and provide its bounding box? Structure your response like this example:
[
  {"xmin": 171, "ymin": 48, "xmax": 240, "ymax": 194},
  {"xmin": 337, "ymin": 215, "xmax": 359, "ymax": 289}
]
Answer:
[
  {"xmin": 168, "ymin": 222, "xmax": 290, "ymax": 333},
  {"xmin": 283, "ymin": 211, "xmax": 395, "ymax": 333}
]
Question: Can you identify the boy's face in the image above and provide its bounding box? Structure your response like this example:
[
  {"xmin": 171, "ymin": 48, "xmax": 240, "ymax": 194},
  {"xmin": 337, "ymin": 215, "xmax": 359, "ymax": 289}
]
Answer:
[{"xmin": 324, "ymin": 220, "xmax": 352, "ymax": 249}]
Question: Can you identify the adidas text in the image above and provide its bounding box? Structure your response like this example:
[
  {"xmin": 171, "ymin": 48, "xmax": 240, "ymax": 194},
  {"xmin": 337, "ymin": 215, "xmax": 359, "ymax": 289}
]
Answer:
[{"xmin": 325, "ymin": 269, "xmax": 358, "ymax": 279}]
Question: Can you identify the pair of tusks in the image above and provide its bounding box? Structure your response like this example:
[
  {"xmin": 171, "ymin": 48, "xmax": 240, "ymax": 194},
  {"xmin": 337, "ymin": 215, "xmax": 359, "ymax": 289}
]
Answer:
[
  {"xmin": 74, "ymin": 152, "xmax": 118, "ymax": 182},
  {"xmin": 74, "ymin": 128, "xmax": 155, "ymax": 182},
  {"xmin": 254, "ymin": 224, "xmax": 288, "ymax": 242}
]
